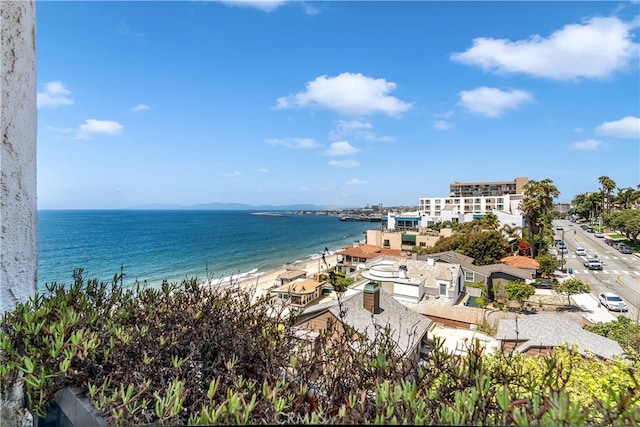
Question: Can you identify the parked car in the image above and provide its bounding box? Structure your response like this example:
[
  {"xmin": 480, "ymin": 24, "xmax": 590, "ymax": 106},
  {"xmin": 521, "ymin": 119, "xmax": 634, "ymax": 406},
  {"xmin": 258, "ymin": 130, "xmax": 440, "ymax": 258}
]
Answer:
[
  {"xmin": 586, "ymin": 227, "xmax": 595, "ymax": 233},
  {"xmin": 594, "ymin": 232, "xmax": 604, "ymax": 238},
  {"xmin": 575, "ymin": 247, "xmax": 587, "ymax": 256},
  {"xmin": 556, "ymin": 224, "xmax": 563, "ymax": 230},
  {"xmin": 533, "ymin": 280, "xmax": 556, "ymax": 289},
  {"xmin": 557, "ymin": 246, "xmax": 568, "ymax": 254},
  {"xmin": 604, "ymin": 238, "xmax": 614, "ymax": 245},
  {"xmin": 581, "ymin": 224, "xmax": 589, "ymax": 230},
  {"xmin": 599, "ymin": 292, "xmax": 628, "ymax": 312},
  {"xmin": 618, "ymin": 245, "xmax": 633, "ymax": 254},
  {"xmin": 613, "ymin": 242, "xmax": 626, "ymax": 250}
]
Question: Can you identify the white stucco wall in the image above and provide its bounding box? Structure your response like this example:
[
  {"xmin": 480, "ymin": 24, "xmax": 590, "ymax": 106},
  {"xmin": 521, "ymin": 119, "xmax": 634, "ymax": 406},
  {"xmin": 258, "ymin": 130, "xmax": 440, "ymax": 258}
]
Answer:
[
  {"xmin": 1, "ymin": 0, "xmax": 38, "ymax": 315},
  {"xmin": 1, "ymin": 4, "xmax": 37, "ymax": 425}
]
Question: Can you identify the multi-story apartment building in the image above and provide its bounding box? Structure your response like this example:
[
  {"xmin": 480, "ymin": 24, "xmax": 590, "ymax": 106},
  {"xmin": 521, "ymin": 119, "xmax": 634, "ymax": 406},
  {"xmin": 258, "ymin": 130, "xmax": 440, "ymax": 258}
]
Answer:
[
  {"xmin": 418, "ymin": 193, "xmax": 524, "ymax": 220},
  {"xmin": 449, "ymin": 177, "xmax": 528, "ymax": 197}
]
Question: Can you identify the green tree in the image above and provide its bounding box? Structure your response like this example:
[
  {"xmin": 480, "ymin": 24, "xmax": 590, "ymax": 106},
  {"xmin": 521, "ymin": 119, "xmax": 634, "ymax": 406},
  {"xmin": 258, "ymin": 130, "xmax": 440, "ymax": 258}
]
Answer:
[
  {"xmin": 503, "ymin": 280, "xmax": 536, "ymax": 311},
  {"xmin": 598, "ymin": 175, "xmax": 616, "ymax": 216},
  {"xmin": 457, "ymin": 230, "xmax": 508, "ymax": 265},
  {"xmin": 480, "ymin": 211, "xmax": 500, "ymax": 230},
  {"xmin": 585, "ymin": 316, "xmax": 640, "ymax": 360},
  {"xmin": 520, "ymin": 179, "xmax": 560, "ymax": 258},
  {"xmin": 500, "ymin": 223, "xmax": 523, "ymax": 238},
  {"xmin": 614, "ymin": 186, "xmax": 639, "ymax": 210},
  {"xmin": 536, "ymin": 253, "xmax": 560, "ymax": 278},
  {"xmin": 554, "ymin": 278, "xmax": 590, "ymax": 306},
  {"xmin": 607, "ymin": 209, "xmax": 640, "ymax": 244}
]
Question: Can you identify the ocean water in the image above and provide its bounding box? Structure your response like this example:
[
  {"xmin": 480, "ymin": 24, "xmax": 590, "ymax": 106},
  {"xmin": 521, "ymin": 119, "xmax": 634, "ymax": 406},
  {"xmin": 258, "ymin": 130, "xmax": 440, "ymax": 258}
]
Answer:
[{"xmin": 37, "ymin": 210, "xmax": 375, "ymax": 293}]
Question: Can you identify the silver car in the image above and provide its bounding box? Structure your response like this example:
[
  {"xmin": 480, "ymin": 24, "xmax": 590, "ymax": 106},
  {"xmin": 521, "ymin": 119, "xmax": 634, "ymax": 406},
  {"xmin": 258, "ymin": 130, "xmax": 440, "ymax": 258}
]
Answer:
[{"xmin": 599, "ymin": 292, "xmax": 628, "ymax": 312}]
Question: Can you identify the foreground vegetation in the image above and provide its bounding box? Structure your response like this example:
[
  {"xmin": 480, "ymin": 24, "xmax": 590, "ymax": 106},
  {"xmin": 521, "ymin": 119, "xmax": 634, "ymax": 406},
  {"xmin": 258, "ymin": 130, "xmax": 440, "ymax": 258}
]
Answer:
[{"xmin": 1, "ymin": 274, "xmax": 639, "ymax": 425}]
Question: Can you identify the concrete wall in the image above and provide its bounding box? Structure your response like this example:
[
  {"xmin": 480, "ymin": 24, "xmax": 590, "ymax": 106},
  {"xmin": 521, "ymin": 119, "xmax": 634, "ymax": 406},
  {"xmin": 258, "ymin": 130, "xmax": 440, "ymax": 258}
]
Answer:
[
  {"xmin": 1, "ymin": 0, "xmax": 38, "ymax": 313},
  {"xmin": 1, "ymin": 2, "xmax": 37, "ymax": 426}
]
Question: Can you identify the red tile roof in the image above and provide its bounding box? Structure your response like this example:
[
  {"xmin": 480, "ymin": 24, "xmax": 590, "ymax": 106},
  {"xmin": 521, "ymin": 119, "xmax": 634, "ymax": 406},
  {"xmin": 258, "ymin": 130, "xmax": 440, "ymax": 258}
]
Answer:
[
  {"xmin": 499, "ymin": 255, "xmax": 540, "ymax": 269},
  {"xmin": 337, "ymin": 244, "xmax": 406, "ymax": 259}
]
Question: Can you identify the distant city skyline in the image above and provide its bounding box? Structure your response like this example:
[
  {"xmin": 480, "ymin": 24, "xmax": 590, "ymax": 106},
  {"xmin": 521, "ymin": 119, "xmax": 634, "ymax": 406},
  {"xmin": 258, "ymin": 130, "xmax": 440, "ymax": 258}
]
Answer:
[{"xmin": 36, "ymin": 1, "xmax": 639, "ymax": 209}]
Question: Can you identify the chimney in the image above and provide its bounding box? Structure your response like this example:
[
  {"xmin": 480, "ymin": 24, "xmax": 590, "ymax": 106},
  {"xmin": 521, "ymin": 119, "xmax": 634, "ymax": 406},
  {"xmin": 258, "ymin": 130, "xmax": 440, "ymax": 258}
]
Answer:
[
  {"xmin": 427, "ymin": 258, "xmax": 435, "ymax": 266},
  {"xmin": 363, "ymin": 281, "xmax": 380, "ymax": 314},
  {"xmin": 399, "ymin": 265, "xmax": 408, "ymax": 279}
]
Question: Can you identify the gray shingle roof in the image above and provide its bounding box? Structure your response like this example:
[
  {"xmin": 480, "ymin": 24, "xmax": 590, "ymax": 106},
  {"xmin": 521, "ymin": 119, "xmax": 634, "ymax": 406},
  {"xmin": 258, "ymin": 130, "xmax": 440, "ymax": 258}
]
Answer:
[
  {"xmin": 299, "ymin": 289, "xmax": 433, "ymax": 356},
  {"xmin": 496, "ymin": 314, "xmax": 623, "ymax": 360}
]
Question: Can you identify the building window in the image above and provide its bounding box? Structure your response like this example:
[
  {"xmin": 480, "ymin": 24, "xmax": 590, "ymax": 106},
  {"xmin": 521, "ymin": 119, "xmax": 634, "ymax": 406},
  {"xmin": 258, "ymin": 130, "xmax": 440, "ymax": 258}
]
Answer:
[
  {"xmin": 383, "ymin": 239, "xmax": 390, "ymax": 248},
  {"xmin": 439, "ymin": 282, "xmax": 447, "ymax": 296},
  {"xmin": 464, "ymin": 271, "xmax": 474, "ymax": 282}
]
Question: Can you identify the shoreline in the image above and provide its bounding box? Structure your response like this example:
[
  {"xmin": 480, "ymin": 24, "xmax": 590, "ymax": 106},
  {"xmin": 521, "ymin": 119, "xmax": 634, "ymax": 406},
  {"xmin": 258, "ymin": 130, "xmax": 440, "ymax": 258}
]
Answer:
[{"xmin": 202, "ymin": 252, "xmax": 340, "ymax": 299}]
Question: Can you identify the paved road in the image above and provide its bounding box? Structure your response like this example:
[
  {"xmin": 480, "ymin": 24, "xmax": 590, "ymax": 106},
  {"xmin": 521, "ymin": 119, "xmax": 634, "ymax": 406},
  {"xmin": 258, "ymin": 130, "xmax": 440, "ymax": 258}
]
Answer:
[{"xmin": 553, "ymin": 219, "xmax": 639, "ymax": 319}]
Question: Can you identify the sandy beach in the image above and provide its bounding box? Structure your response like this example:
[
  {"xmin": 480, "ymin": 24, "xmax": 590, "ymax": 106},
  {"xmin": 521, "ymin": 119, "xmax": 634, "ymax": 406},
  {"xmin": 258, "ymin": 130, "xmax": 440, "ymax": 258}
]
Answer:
[{"xmin": 202, "ymin": 253, "xmax": 339, "ymax": 300}]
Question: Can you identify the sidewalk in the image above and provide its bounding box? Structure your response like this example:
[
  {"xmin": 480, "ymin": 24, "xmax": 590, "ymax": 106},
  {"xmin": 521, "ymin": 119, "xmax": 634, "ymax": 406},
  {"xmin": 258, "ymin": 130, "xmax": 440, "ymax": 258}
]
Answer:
[{"xmin": 570, "ymin": 293, "xmax": 617, "ymax": 324}]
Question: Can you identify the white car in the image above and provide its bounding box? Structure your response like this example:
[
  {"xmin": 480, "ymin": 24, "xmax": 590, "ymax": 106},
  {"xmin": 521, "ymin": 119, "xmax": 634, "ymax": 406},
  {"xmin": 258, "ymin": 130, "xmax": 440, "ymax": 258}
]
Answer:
[
  {"xmin": 594, "ymin": 232, "xmax": 604, "ymax": 238},
  {"xmin": 575, "ymin": 247, "xmax": 587, "ymax": 256},
  {"xmin": 599, "ymin": 292, "xmax": 628, "ymax": 312}
]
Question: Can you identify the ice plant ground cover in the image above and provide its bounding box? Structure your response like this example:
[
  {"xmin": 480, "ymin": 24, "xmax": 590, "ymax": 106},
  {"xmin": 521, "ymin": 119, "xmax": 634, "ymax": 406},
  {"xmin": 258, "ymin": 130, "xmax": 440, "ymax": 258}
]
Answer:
[{"xmin": 1, "ymin": 271, "xmax": 639, "ymax": 425}]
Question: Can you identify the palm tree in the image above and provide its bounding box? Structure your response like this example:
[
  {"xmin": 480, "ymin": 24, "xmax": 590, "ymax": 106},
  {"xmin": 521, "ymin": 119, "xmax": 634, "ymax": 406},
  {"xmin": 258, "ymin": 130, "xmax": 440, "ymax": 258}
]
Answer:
[
  {"xmin": 598, "ymin": 176, "xmax": 616, "ymax": 216},
  {"xmin": 500, "ymin": 223, "xmax": 523, "ymax": 238},
  {"xmin": 614, "ymin": 187, "xmax": 637, "ymax": 210},
  {"xmin": 481, "ymin": 211, "xmax": 500, "ymax": 230},
  {"xmin": 519, "ymin": 178, "xmax": 560, "ymax": 258}
]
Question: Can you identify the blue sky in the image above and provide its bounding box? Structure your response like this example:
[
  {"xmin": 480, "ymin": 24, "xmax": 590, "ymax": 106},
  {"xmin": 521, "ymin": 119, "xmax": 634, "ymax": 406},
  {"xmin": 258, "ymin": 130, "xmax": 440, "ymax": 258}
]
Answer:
[{"xmin": 36, "ymin": 1, "xmax": 640, "ymax": 209}]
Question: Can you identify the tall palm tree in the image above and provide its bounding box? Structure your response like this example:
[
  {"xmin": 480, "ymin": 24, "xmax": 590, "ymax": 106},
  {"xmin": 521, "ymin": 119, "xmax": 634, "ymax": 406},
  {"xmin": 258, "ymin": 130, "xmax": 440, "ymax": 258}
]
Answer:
[
  {"xmin": 520, "ymin": 178, "xmax": 560, "ymax": 258},
  {"xmin": 614, "ymin": 187, "xmax": 637, "ymax": 210},
  {"xmin": 598, "ymin": 176, "xmax": 616, "ymax": 216}
]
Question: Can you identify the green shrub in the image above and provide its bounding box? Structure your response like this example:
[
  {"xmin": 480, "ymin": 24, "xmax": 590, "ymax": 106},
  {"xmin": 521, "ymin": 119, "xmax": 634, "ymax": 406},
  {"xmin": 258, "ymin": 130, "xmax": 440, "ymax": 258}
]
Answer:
[{"xmin": 1, "ymin": 270, "xmax": 639, "ymax": 425}]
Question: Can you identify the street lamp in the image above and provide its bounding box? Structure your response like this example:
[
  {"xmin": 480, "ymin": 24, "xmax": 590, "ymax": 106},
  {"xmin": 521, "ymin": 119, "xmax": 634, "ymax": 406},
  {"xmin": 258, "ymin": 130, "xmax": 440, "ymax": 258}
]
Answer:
[{"xmin": 561, "ymin": 228, "xmax": 565, "ymax": 273}]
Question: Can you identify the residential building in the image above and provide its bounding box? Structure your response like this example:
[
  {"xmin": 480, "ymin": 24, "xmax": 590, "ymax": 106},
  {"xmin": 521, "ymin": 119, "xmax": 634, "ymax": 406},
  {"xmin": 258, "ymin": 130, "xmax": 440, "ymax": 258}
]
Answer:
[
  {"xmin": 418, "ymin": 251, "xmax": 534, "ymax": 301},
  {"xmin": 449, "ymin": 177, "xmax": 528, "ymax": 197},
  {"xmin": 275, "ymin": 269, "xmax": 307, "ymax": 287},
  {"xmin": 417, "ymin": 193, "xmax": 524, "ymax": 224},
  {"xmin": 335, "ymin": 242, "xmax": 407, "ymax": 275},
  {"xmin": 496, "ymin": 314, "xmax": 624, "ymax": 360},
  {"xmin": 355, "ymin": 255, "xmax": 465, "ymax": 305},
  {"xmin": 553, "ymin": 202, "xmax": 572, "ymax": 214},
  {"xmin": 295, "ymin": 283, "xmax": 433, "ymax": 362},
  {"xmin": 270, "ymin": 278, "xmax": 324, "ymax": 308},
  {"xmin": 365, "ymin": 223, "xmax": 452, "ymax": 252}
]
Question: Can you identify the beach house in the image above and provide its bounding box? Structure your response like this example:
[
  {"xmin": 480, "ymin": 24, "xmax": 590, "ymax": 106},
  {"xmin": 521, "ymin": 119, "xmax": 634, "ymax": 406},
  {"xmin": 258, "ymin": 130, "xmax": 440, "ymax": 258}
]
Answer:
[{"xmin": 294, "ymin": 283, "xmax": 433, "ymax": 362}]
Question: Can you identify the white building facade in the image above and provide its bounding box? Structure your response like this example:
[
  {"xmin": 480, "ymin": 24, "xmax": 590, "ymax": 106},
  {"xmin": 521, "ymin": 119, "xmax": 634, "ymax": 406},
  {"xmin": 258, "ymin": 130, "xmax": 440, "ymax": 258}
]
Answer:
[{"xmin": 417, "ymin": 193, "xmax": 524, "ymax": 228}]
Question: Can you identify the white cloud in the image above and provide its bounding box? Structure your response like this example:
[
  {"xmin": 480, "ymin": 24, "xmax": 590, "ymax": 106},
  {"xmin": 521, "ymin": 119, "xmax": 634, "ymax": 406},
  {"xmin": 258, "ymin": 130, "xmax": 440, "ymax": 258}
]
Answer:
[
  {"xmin": 434, "ymin": 120, "xmax": 454, "ymax": 130},
  {"xmin": 226, "ymin": 171, "xmax": 244, "ymax": 181},
  {"xmin": 328, "ymin": 159, "xmax": 360, "ymax": 168},
  {"xmin": 346, "ymin": 178, "xmax": 367, "ymax": 185},
  {"xmin": 458, "ymin": 87, "xmax": 533, "ymax": 118},
  {"xmin": 571, "ymin": 139, "xmax": 603, "ymax": 150},
  {"xmin": 37, "ymin": 81, "xmax": 74, "ymax": 108},
  {"xmin": 257, "ymin": 168, "xmax": 269, "ymax": 173},
  {"xmin": 595, "ymin": 116, "xmax": 640, "ymax": 139},
  {"xmin": 76, "ymin": 119, "xmax": 123, "ymax": 139},
  {"xmin": 131, "ymin": 104, "xmax": 150, "ymax": 112},
  {"xmin": 217, "ymin": 0, "xmax": 288, "ymax": 12},
  {"xmin": 435, "ymin": 110, "xmax": 454, "ymax": 119},
  {"xmin": 328, "ymin": 119, "xmax": 394, "ymax": 142},
  {"xmin": 274, "ymin": 72, "xmax": 412, "ymax": 117},
  {"xmin": 451, "ymin": 16, "xmax": 639, "ymax": 80},
  {"xmin": 266, "ymin": 137, "xmax": 318, "ymax": 149},
  {"xmin": 329, "ymin": 119, "xmax": 372, "ymax": 139},
  {"xmin": 326, "ymin": 141, "xmax": 359, "ymax": 156}
]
